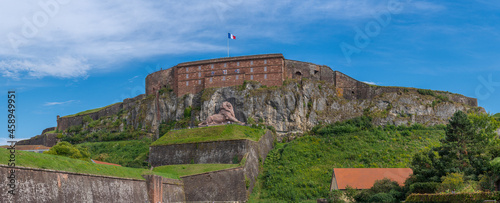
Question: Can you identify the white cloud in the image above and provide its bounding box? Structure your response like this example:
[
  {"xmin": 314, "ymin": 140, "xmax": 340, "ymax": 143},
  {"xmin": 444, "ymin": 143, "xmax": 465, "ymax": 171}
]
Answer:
[
  {"xmin": 363, "ymin": 81, "xmax": 377, "ymax": 85},
  {"xmin": 44, "ymin": 100, "xmax": 76, "ymax": 106},
  {"xmin": 0, "ymin": 138, "xmax": 26, "ymax": 146},
  {"xmin": 0, "ymin": 57, "xmax": 90, "ymax": 79},
  {"xmin": 0, "ymin": 0, "xmax": 445, "ymax": 79}
]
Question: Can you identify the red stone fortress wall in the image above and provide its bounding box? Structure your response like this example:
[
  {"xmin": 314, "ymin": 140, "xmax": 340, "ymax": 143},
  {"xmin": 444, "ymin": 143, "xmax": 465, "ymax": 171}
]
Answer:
[{"xmin": 174, "ymin": 54, "xmax": 285, "ymax": 96}]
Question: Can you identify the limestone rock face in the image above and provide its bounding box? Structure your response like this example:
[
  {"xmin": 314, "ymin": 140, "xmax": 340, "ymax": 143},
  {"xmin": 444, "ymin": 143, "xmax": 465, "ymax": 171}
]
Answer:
[
  {"xmin": 56, "ymin": 80, "xmax": 483, "ymax": 138},
  {"xmin": 158, "ymin": 80, "xmax": 481, "ymax": 135}
]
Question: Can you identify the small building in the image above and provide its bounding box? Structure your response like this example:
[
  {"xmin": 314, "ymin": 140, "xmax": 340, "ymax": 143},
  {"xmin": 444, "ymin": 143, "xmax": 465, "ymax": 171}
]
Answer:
[
  {"xmin": 330, "ymin": 168, "xmax": 413, "ymax": 190},
  {"xmin": 0, "ymin": 145, "xmax": 51, "ymax": 153}
]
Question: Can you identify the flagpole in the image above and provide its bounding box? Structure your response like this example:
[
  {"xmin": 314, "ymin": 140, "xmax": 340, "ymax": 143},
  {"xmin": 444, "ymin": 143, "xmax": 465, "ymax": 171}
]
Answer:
[{"xmin": 227, "ymin": 37, "xmax": 229, "ymax": 57}]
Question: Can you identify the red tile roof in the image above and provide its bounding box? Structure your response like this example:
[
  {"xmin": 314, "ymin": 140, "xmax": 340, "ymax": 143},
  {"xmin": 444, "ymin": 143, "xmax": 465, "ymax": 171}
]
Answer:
[
  {"xmin": 91, "ymin": 159, "xmax": 121, "ymax": 167},
  {"xmin": 331, "ymin": 168, "xmax": 413, "ymax": 190}
]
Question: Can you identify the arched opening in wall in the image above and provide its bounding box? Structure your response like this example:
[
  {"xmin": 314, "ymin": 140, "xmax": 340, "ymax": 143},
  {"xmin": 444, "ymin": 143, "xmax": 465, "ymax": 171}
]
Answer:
[
  {"xmin": 294, "ymin": 71, "xmax": 302, "ymax": 79},
  {"xmin": 314, "ymin": 70, "xmax": 319, "ymax": 75},
  {"xmin": 352, "ymin": 91, "xmax": 355, "ymax": 94}
]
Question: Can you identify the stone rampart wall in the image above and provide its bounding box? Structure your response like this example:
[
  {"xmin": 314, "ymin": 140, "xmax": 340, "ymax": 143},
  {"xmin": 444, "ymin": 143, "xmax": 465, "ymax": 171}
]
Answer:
[{"xmin": 0, "ymin": 165, "xmax": 184, "ymax": 203}]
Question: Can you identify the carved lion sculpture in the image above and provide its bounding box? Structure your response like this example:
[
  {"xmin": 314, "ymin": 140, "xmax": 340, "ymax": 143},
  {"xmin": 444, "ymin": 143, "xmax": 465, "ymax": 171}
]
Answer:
[{"xmin": 198, "ymin": 102, "xmax": 243, "ymax": 126}]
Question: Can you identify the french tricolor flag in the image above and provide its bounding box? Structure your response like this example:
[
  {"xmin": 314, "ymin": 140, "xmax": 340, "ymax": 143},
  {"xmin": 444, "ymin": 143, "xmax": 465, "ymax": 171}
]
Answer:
[{"xmin": 228, "ymin": 33, "xmax": 236, "ymax": 39}]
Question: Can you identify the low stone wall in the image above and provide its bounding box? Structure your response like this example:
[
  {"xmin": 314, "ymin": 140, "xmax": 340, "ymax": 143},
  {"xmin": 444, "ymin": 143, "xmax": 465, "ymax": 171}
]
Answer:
[
  {"xmin": 0, "ymin": 165, "xmax": 184, "ymax": 203},
  {"xmin": 179, "ymin": 130, "xmax": 275, "ymax": 202},
  {"xmin": 149, "ymin": 139, "xmax": 249, "ymax": 167},
  {"xmin": 16, "ymin": 133, "xmax": 58, "ymax": 147},
  {"xmin": 333, "ymin": 71, "xmax": 478, "ymax": 107},
  {"xmin": 181, "ymin": 167, "xmax": 247, "ymax": 202},
  {"xmin": 56, "ymin": 94, "xmax": 147, "ymax": 132}
]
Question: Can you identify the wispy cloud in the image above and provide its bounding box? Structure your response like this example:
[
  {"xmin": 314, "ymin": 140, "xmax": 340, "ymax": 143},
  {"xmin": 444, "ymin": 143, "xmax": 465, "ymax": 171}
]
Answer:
[
  {"xmin": 128, "ymin": 75, "xmax": 139, "ymax": 83},
  {"xmin": 44, "ymin": 100, "xmax": 76, "ymax": 106},
  {"xmin": 363, "ymin": 81, "xmax": 377, "ymax": 85},
  {"xmin": 0, "ymin": 138, "xmax": 25, "ymax": 146},
  {"xmin": 0, "ymin": 0, "xmax": 446, "ymax": 79}
]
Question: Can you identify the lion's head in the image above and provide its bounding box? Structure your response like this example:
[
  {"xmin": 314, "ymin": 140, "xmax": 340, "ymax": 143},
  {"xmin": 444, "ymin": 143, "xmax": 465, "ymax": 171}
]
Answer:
[{"xmin": 221, "ymin": 101, "xmax": 235, "ymax": 117}]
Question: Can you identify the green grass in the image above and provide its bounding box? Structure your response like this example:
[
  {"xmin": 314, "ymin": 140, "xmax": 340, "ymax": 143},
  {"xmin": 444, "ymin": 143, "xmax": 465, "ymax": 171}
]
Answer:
[
  {"xmin": 151, "ymin": 124, "xmax": 266, "ymax": 146},
  {"xmin": 77, "ymin": 138, "xmax": 151, "ymax": 168},
  {"xmin": 493, "ymin": 113, "xmax": 500, "ymax": 118},
  {"xmin": 153, "ymin": 164, "xmax": 239, "ymax": 177},
  {"xmin": 44, "ymin": 130, "xmax": 57, "ymax": 134},
  {"xmin": 255, "ymin": 124, "xmax": 445, "ymax": 201},
  {"xmin": 0, "ymin": 148, "xmax": 176, "ymax": 180},
  {"xmin": 62, "ymin": 102, "xmax": 122, "ymax": 118}
]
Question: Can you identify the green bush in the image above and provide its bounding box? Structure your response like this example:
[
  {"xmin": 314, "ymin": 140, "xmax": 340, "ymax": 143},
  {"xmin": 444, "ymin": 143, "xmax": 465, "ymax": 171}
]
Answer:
[
  {"xmin": 409, "ymin": 182, "xmax": 439, "ymax": 194},
  {"xmin": 44, "ymin": 141, "xmax": 90, "ymax": 161},
  {"xmin": 439, "ymin": 173, "xmax": 465, "ymax": 192},
  {"xmin": 405, "ymin": 192, "xmax": 500, "ymax": 202},
  {"xmin": 83, "ymin": 115, "xmax": 93, "ymax": 123},
  {"xmin": 352, "ymin": 178, "xmax": 403, "ymax": 202},
  {"xmin": 184, "ymin": 106, "xmax": 192, "ymax": 118},
  {"xmin": 417, "ymin": 89, "xmax": 435, "ymax": 96},
  {"xmin": 368, "ymin": 193, "xmax": 395, "ymax": 202},
  {"xmin": 316, "ymin": 116, "xmax": 373, "ymax": 136},
  {"xmin": 327, "ymin": 190, "xmax": 345, "ymax": 203}
]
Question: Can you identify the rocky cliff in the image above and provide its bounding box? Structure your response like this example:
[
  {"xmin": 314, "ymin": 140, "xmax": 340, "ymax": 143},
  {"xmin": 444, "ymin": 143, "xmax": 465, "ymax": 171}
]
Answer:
[{"xmin": 56, "ymin": 78, "xmax": 482, "ymax": 140}]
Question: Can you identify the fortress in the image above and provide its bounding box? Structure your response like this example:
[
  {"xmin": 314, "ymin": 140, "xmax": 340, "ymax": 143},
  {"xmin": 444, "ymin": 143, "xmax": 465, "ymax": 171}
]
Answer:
[
  {"xmin": 146, "ymin": 53, "xmax": 334, "ymax": 97},
  {"xmin": 145, "ymin": 53, "xmax": 478, "ymax": 106}
]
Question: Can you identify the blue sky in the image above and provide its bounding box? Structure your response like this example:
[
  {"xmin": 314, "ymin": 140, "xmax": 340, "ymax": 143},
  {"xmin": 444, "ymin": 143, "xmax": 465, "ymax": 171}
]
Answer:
[{"xmin": 1, "ymin": 0, "xmax": 499, "ymax": 144}]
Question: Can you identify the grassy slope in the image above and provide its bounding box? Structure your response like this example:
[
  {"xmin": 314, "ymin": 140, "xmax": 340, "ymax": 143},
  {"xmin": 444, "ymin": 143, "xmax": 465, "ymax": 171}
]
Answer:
[
  {"xmin": 153, "ymin": 164, "xmax": 239, "ymax": 177},
  {"xmin": 494, "ymin": 113, "xmax": 500, "ymax": 118},
  {"xmin": 0, "ymin": 148, "xmax": 176, "ymax": 180},
  {"xmin": 252, "ymin": 127, "xmax": 444, "ymax": 202},
  {"xmin": 0, "ymin": 147, "xmax": 243, "ymax": 180},
  {"xmin": 151, "ymin": 124, "xmax": 266, "ymax": 146},
  {"xmin": 62, "ymin": 102, "xmax": 122, "ymax": 118},
  {"xmin": 77, "ymin": 138, "xmax": 151, "ymax": 168}
]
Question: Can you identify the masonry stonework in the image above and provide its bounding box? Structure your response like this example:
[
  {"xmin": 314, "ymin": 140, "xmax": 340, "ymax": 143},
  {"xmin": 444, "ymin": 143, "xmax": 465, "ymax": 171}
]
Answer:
[
  {"xmin": 0, "ymin": 165, "xmax": 184, "ymax": 203},
  {"xmin": 145, "ymin": 54, "xmax": 328, "ymax": 97},
  {"xmin": 57, "ymin": 53, "xmax": 479, "ymax": 134}
]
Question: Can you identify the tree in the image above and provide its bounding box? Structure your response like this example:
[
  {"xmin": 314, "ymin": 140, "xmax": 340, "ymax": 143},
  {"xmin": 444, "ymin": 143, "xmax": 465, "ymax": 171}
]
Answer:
[
  {"xmin": 407, "ymin": 111, "xmax": 500, "ymax": 196},
  {"xmin": 44, "ymin": 141, "xmax": 91, "ymax": 161},
  {"xmin": 354, "ymin": 178, "xmax": 403, "ymax": 202}
]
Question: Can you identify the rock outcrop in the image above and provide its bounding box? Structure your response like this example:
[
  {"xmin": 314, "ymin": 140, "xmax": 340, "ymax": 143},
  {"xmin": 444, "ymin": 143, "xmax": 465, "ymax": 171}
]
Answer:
[{"xmin": 56, "ymin": 79, "xmax": 482, "ymax": 139}]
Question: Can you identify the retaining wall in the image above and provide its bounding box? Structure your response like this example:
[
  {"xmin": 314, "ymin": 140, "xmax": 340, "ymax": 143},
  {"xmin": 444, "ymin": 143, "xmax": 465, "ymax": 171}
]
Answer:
[
  {"xmin": 16, "ymin": 133, "xmax": 58, "ymax": 147},
  {"xmin": 149, "ymin": 139, "xmax": 248, "ymax": 167},
  {"xmin": 333, "ymin": 71, "xmax": 477, "ymax": 106},
  {"xmin": 179, "ymin": 130, "xmax": 275, "ymax": 202},
  {"xmin": 56, "ymin": 94, "xmax": 147, "ymax": 132},
  {"xmin": 0, "ymin": 165, "xmax": 184, "ymax": 203}
]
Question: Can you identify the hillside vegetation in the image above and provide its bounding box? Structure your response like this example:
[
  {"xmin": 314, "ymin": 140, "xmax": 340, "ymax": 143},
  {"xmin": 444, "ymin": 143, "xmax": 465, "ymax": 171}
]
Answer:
[
  {"xmin": 151, "ymin": 124, "xmax": 266, "ymax": 146},
  {"xmin": 251, "ymin": 117, "xmax": 446, "ymax": 202},
  {"xmin": 77, "ymin": 138, "xmax": 151, "ymax": 168},
  {"xmin": 62, "ymin": 102, "xmax": 122, "ymax": 118},
  {"xmin": 0, "ymin": 148, "xmax": 175, "ymax": 180}
]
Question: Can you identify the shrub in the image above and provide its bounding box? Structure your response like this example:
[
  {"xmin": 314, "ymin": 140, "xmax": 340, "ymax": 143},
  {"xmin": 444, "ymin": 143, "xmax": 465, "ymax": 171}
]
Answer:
[
  {"xmin": 417, "ymin": 89, "xmax": 435, "ymax": 96},
  {"xmin": 368, "ymin": 193, "xmax": 395, "ymax": 203},
  {"xmin": 184, "ymin": 106, "xmax": 192, "ymax": 118},
  {"xmin": 83, "ymin": 115, "xmax": 93, "ymax": 123},
  {"xmin": 354, "ymin": 178, "xmax": 403, "ymax": 202},
  {"xmin": 328, "ymin": 190, "xmax": 345, "ymax": 203},
  {"xmin": 409, "ymin": 182, "xmax": 439, "ymax": 194},
  {"xmin": 406, "ymin": 192, "xmax": 500, "ymax": 202},
  {"xmin": 44, "ymin": 141, "xmax": 90, "ymax": 161},
  {"xmin": 439, "ymin": 173, "xmax": 465, "ymax": 192}
]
